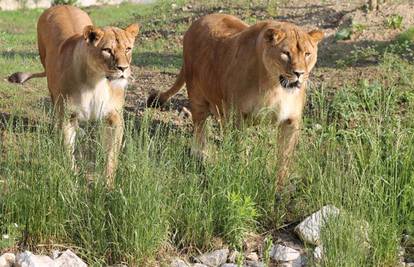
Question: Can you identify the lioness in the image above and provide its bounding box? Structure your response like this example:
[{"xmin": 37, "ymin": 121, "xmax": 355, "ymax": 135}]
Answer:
[
  {"xmin": 147, "ymin": 14, "xmax": 323, "ymax": 190},
  {"xmin": 8, "ymin": 5, "xmax": 139, "ymax": 187}
]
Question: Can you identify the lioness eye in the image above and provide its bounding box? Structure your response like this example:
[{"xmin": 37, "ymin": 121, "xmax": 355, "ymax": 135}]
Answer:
[
  {"xmin": 102, "ymin": 48, "xmax": 112, "ymax": 54},
  {"xmin": 126, "ymin": 47, "xmax": 132, "ymax": 52},
  {"xmin": 281, "ymin": 51, "xmax": 290, "ymax": 61},
  {"xmin": 305, "ymin": 52, "xmax": 311, "ymax": 57}
]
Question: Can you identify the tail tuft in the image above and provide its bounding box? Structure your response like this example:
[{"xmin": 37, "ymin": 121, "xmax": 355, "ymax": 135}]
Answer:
[
  {"xmin": 7, "ymin": 71, "xmax": 45, "ymax": 84},
  {"xmin": 147, "ymin": 91, "xmax": 165, "ymax": 108},
  {"xmin": 8, "ymin": 72, "xmax": 29, "ymax": 84}
]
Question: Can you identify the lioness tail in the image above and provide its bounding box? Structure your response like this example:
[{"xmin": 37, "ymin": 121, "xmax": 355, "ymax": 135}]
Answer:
[
  {"xmin": 147, "ymin": 66, "xmax": 185, "ymax": 108},
  {"xmin": 8, "ymin": 71, "xmax": 46, "ymax": 84}
]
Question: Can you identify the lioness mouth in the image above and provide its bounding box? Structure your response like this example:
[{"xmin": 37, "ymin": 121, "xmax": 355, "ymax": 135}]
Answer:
[
  {"xmin": 106, "ymin": 75, "xmax": 125, "ymax": 81},
  {"xmin": 279, "ymin": 75, "xmax": 301, "ymax": 89}
]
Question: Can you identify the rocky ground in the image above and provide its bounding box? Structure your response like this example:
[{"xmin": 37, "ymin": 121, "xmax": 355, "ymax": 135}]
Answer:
[{"xmin": 1, "ymin": 205, "xmax": 412, "ymax": 266}]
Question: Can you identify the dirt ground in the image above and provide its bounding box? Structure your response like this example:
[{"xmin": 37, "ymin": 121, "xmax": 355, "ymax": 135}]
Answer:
[{"xmin": 126, "ymin": 0, "xmax": 414, "ymax": 128}]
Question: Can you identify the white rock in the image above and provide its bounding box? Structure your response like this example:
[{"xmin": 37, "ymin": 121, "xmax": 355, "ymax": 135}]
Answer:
[
  {"xmin": 313, "ymin": 245, "xmax": 323, "ymax": 261},
  {"xmin": 221, "ymin": 264, "xmax": 238, "ymax": 267},
  {"xmin": 171, "ymin": 258, "xmax": 190, "ymax": 267},
  {"xmin": 15, "ymin": 251, "xmax": 54, "ymax": 267},
  {"xmin": 196, "ymin": 249, "xmax": 229, "ymax": 267},
  {"xmin": 54, "ymin": 249, "xmax": 87, "ymax": 267},
  {"xmin": 295, "ymin": 205, "xmax": 340, "ymax": 245},
  {"xmin": 193, "ymin": 264, "xmax": 208, "ymax": 267},
  {"xmin": 0, "ymin": 253, "xmax": 15, "ymax": 267},
  {"xmin": 270, "ymin": 244, "xmax": 300, "ymax": 262}
]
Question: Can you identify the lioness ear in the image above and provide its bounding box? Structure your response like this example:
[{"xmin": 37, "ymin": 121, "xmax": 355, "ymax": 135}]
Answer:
[
  {"xmin": 264, "ymin": 28, "xmax": 285, "ymax": 44},
  {"xmin": 83, "ymin": 25, "xmax": 104, "ymax": 46},
  {"xmin": 308, "ymin": 30, "xmax": 324, "ymax": 43},
  {"xmin": 125, "ymin": 23, "xmax": 140, "ymax": 38}
]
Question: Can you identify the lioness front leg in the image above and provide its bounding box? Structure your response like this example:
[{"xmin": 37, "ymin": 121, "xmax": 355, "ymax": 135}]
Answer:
[
  {"xmin": 62, "ymin": 115, "xmax": 78, "ymax": 172},
  {"xmin": 103, "ymin": 111, "xmax": 124, "ymax": 188},
  {"xmin": 276, "ymin": 118, "xmax": 300, "ymax": 191}
]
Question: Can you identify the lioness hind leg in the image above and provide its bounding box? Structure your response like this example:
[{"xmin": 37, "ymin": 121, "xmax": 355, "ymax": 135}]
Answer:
[
  {"xmin": 102, "ymin": 111, "xmax": 124, "ymax": 188},
  {"xmin": 190, "ymin": 102, "xmax": 209, "ymax": 161}
]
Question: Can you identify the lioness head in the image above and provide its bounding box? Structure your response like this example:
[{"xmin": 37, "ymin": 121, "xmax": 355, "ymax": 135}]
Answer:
[
  {"xmin": 259, "ymin": 23, "xmax": 323, "ymax": 90},
  {"xmin": 83, "ymin": 24, "xmax": 139, "ymax": 84}
]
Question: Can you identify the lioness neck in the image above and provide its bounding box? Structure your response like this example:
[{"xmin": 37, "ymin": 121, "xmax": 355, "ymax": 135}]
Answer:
[{"xmin": 71, "ymin": 39, "xmax": 106, "ymax": 88}]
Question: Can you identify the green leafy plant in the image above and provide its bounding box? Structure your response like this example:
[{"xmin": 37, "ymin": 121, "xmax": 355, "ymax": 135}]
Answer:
[
  {"xmin": 335, "ymin": 23, "xmax": 366, "ymax": 41},
  {"xmin": 52, "ymin": 0, "xmax": 77, "ymax": 5},
  {"xmin": 386, "ymin": 14, "xmax": 404, "ymax": 30},
  {"xmin": 223, "ymin": 192, "xmax": 258, "ymax": 248}
]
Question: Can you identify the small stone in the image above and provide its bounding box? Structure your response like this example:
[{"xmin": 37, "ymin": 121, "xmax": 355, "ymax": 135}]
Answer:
[
  {"xmin": 171, "ymin": 258, "xmax": 190, "ymax": 267},
  {"xmin": 406, "ymin": 263, "xmax": 414, "ymax": 267},
  {"xmin": 0, "ymin": 253, "xmax": 15, "ymax": 267},
  {"xmin": 15, "ymin": 251, "xmax": 54, "ymax": 267},
  {"xmin": 313, "ymin": 245, "xmax": 323, "ymax": 261},
  {"xmin": 314, "ymin": 123, "xmax": 323, "ymax": 131},
  {"xmin": 53, "ymin": 249, "xmax": 86, "ymax": 267},
  {"xmin": 295, "ymin": 205, "xmax": 340, "ymax": 245},
  {"xmin": 51, "ymin": 250, "xmax": 61, "ymax": 260},
  {"xmin": 227, "ymin": 250, "xmax": 240, "ymax": 263},
  {"xmin": 107, "ymin": 265, "xmax": 127, "ymax": 267},
  {"xmin": 196, "ymin": 249, "xmax": 229, "ymax": 267},
  {"xmin": 244, "ymin": 261, "xmax": 265, "ymax": 267},
  {"xmin": 270, "ymin": 244, "xmax": 300, "ymax": 262},
  {"xmin": 193, "ymin": 264, "xmax": 208, "ymax": 267},
  {"xmin": 221, "ymin": 264, "xmax": 238, "ymax": 267},
  {"xmin": 245, "ymin": 252, "xmax": 259, "ymax": 262}
]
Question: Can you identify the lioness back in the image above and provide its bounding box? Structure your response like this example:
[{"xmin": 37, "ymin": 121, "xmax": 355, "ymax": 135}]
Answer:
[{"xmin": 37, "ymin": 6, "xmax": 92, "ymax": 70}]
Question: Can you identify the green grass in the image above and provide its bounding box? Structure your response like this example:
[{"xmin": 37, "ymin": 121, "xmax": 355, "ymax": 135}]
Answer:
[{"xmin": 1, "ymin": 1, "xmax": 414, "ymax": 266}]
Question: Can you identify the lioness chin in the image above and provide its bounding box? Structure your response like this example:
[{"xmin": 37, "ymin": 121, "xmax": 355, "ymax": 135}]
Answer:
[
  {"xmin": 8, "ymin": 5, "xmax": 139, "ymax": 187},
  {"xmin": 147, "ymin": 14, "xmax": 323, "ymax": 192}
]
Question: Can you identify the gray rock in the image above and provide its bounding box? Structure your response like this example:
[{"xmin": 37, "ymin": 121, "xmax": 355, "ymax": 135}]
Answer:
[
  {"xmin": 193, "ymin": 264, "xmax": 208, "ymax": 267},
  {"xmin": 0, "ymin": 253, "xmax": 15, "ymax": 267},
  {"xmin": 270, "ymin": 244, "xmax": 300, "ymax": 262},
  {"xmin": 171, "ymin": 258, "xmax": 190, "ymax": 267},
  {"xmin": 196, "ymin": 249, "xmax": 229, "ymax": 267},
  {"xmin": 54, "ymin": 249, "xmax": 87, "ymax": 267},
  {"xmin": 15, "ymin": 251, "xmax": 54, "ymax": 267},
  {"xmin": 221, "ymin": 264, "xmax": 238, "ymax": 267},
  {"xmin": 295, "ymin": 205, "xmax": 340, "ymax": 245}
]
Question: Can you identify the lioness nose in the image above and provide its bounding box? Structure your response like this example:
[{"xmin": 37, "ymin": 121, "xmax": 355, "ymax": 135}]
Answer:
[
  {"xmin": 293, "ymin": 70, "xmax": 304, "ymax": 78},
  {"xmin": 117, "ymin": 65, "xmax": 128, "ymax": 72}
]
